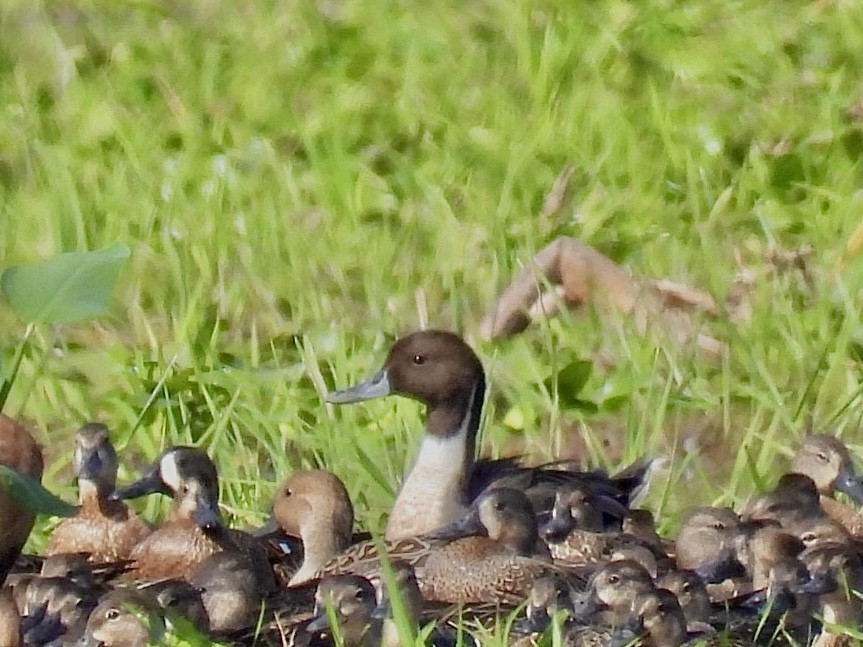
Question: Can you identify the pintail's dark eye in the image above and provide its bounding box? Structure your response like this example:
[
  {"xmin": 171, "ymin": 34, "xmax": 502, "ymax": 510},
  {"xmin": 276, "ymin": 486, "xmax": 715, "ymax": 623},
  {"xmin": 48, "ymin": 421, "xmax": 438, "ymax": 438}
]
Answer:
[
  {"xmin": 284, "ymin": 488, "xmax": 293, "ymax": 497},
  {"xmin": 816, "ymin": 452, "xmax": 828, "ymax": 462},
  {"xmin": 106, "ymin": 608, "xmax": 121, "ymax": 620},
  {"xmin": 608, "ymin": 574, "xmax": 620, "ymax": 584},
  {"xmin": 412, "ymin": 354, "xmax": 425, "ymax": 365}
]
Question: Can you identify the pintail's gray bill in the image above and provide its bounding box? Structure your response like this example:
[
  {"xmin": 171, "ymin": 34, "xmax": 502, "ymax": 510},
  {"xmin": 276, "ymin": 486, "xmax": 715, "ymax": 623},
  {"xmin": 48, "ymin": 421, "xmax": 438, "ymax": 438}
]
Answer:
[{"xmin": 326, "ymin": 370, "xmax": 392, "ymax": 404}]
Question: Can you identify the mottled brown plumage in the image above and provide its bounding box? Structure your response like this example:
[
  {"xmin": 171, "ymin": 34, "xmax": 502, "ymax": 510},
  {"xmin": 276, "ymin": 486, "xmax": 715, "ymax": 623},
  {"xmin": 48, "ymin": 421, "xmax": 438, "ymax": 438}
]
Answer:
[
  {"xmin": 114, "ymin": 447, "xmax": 274, "ymax": 590},
  {"xmin": 0, "ymin": 414, "xmax": 44, "ymax": 584},
  {"xmin": 0, "ymin": 586, "xmax": 21, "ymax": 647},
  {"xmin": 47, "ymin": 423, "xmax": 150, "ymax": 562}
]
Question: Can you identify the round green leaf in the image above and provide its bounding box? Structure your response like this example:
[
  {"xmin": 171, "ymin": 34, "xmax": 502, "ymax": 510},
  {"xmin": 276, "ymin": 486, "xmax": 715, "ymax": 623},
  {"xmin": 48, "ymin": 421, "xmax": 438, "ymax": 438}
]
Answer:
[{"xmin": 1, "ymin": 244, "xmax": 131, "ymax": 324}]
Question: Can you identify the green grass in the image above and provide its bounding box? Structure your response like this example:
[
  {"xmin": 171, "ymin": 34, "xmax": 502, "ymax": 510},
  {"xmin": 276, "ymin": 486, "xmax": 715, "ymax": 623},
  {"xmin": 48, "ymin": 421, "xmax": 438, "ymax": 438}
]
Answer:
[{"xmin": 3, "ymin": 0, "xmax": 863, "ymax": 643}]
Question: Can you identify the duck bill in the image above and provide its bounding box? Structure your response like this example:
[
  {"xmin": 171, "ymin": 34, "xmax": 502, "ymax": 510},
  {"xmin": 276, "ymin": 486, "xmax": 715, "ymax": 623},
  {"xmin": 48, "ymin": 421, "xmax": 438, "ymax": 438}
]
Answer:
[
  {"xmin": 111, "ymin": 464, "xmax": 168, "ymax": 500},
  {"xmin": 833, "ymin": 469, "xmax": 863, "ymax": 504},
  {"xmin": 423, "ymin": 508, "xmax": 486, "ymax": 541},
  {"xmin": 539, "ymin": 514, "xmax": 572, "ymax": 543},
  {"xmin": 306, "ymin": 613, "xmax": 332, "ymax": 633},
  {"xmin": 326, "ymin": 370, "xmax": 392, "ymax": 404},
  {"xmin": 371, "ymin": 597, "xmax": 391, "ymax": 621},
  {"xmin": 193, "ymin": 493, "xmax": 223, "ymax": 531},
  {"xmin": 250, "ymin": 515, "xmax": 282, "ymax": 539},
  {"xmin": 77, "ymin": 447, "xmax": 105, "ymax": 481}
]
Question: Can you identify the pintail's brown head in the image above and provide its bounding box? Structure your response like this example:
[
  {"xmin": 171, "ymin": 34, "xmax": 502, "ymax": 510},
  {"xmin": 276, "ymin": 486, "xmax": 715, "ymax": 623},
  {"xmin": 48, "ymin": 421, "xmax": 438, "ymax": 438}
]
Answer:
[{"xmin": 327, "ymin": 331, "xmax": 485, "ymax": 440}]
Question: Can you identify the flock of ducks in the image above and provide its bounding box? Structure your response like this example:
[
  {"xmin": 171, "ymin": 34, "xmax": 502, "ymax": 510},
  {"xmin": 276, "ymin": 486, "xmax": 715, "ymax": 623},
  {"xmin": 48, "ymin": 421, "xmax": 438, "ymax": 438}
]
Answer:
[{"xmin": 1, "ymin": 330, "xmax": 863, "ymax": 647}]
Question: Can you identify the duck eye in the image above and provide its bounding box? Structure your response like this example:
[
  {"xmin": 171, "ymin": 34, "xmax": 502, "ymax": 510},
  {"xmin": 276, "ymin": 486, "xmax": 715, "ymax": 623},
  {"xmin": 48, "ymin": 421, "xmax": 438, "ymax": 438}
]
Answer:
[
  {"xmin": 816, "ymin": 452, "xmax": 828, "ymax": 462},
  {"xmin": 412, "ymin": 354, "xmax": 425, "ymax": 365},
  {"xmin": 106, "ymin": 608, "xmax": 121, "ymax": 621},
  {"xmin": 608, "ymin": 574, "xmax": 620, "ymax": 584},
  {"xmin": 681, "ymin": 583, "xmax": 691, "ymax": 593},
  {"xmin": 284, "ymin": 488, "xmax": 293, "ymax": 497},
  {"xmin": 802, "ymin": 532, "xmax": 816, "ymax": 544},
  {"xmin": 712, "ymin": 521, "xmax": 725, "ymax": 530},
  {"xmin": 494, "ymin": 500, "xmax": 505, "ymax": 511}
]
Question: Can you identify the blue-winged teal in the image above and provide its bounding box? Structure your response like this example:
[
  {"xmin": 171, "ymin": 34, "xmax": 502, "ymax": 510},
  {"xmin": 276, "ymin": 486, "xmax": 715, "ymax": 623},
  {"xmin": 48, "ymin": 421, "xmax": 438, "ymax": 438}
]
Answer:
[
  {"xmin": 791, "ymin": 435, "xmax": 863, "ymax": 537},
  {"xmin": 112, "ymin": 446, "xmax": 274, "ymax": 590},
  {"xmin": 140, "ymin": 579, "xmax": 210, "ymax": 634},
  {"xmin": 47, "ymin": 423, "xmax": 151, "ymax": 563},
  {"xmin": 0, "ymin": 414, "xmax": 44, "ymax": 584},
  {"xmin": 326, "ymin": 330, "xmax": 647, "ymax": 541},
  {"xmin": 257, "ymin": 469, "xmax": 355, "ymax": 586},
  {"xmin": 189, "ymin": 551, "xmax": 264, "ymax": 633},
  {"xmin": 324, "ymin": 487, "xmax": 570, "ymax": 605},
  {"xmin": 674, "ymin": 507, "xmax": 747, "ymax": 588},
  {"xmin": 573, "ymin": 559, "xmax": 655, "ymax": 626},
  {"xmin": 742, "ymin": 473, "xmax": 825, "ymax": 528},
  {"xmin": 78, "ymin": 590, "xmax": 169, "ymax": 647},
  {"xmin": 306, "ymin": 575, "xmax": 379, "ymax": 647},
  {"xmin": 800, "ymin": 541, "xmax": 863, "ymax": 629}
]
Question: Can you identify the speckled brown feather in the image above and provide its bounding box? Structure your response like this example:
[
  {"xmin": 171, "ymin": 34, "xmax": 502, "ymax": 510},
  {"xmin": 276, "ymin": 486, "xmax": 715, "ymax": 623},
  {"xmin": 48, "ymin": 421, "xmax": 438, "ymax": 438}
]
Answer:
[
  {"xmin": 418, "ymin": 536, "xmax": 558, "ymax": 605},
  {"xmin": 47, "ymin": 496, "xmax": 151, "ymax": 562},
  {"xmin": 128, "ymin": 520, "xmax": 233, "ymax": 581},
  {"xmin": 0, "ymin": 414, "xmax": 44, "ymax": 583},
  {"xmin": 0, "ymin": 586, "xmax": 21, "ymax": 647}
]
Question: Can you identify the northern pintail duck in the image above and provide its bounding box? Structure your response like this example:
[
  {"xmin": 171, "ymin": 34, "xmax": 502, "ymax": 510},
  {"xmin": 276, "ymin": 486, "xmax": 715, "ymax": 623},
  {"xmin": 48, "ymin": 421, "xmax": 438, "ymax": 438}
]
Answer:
[
  {"xmin": 306, "ymin": 575, "xmax": 379, "ymax": 647},
  {"xmin": 112, "ymin": 446, "xmax": 274, "ymax": 589},
  {"xmin": 257, "ymin": 469, "xmax": 355, "ymax": 585},
  {"xmin": 326, "ymin": 330, "xmax": 646, "ymax": 541},
  {"xmin": 0, "ymin": 414, "xmax": 44, "ymax": 584},
  {"xmin": 47, "ymin": 423, "xmax": 151, "ymax": 562}
]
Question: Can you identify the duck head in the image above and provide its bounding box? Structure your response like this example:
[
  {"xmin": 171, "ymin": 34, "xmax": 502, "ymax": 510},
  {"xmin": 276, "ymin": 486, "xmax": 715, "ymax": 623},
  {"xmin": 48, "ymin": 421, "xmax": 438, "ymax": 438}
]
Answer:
[
  {"xmin": 73, "ymin": 423, "xmax": 118, "ymax": 500},
  {"xmin": 112, "ymin": 447, "xmax": 222, "ymax": 531},
  {"xmin": 522, "ymin": 575, "xmax": 574, "ymax": 633},
  {"xmin": 792, "ymin": 435, "xmax": 863, "ymax": 503},
  {"xmin": 327, "ymin": 331, "xmax": 485, "ymax": 444},
  {"xmin": 78, "ymin": 590, "xmax": 166, "ymax": 647},
  {"xmin": 424, "ymin": 487, "xmax": 539, "ymax": 555},
  {"xmin": 307, "ymin": 575, "xmax": 377, "ymax": 645}
]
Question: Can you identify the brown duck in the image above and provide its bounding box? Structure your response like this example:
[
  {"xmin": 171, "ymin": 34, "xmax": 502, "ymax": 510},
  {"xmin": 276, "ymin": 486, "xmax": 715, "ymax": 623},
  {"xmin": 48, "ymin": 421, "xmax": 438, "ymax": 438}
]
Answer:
[
  {"xmin": 112, "ymin": 446, "xmax": 274, "ymax": 591},
  {"xmin": 47, "ymin": 423, "xmax": 151, "ymax": 562}
]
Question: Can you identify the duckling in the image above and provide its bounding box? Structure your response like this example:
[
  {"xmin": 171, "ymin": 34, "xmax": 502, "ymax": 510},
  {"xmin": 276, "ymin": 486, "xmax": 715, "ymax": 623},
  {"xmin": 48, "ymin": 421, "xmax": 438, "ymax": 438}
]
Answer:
[
  {"xmin": 326, "ymin": 330, "xmax": 647, "ymax": 541},
  {"xmin": 47, "ymin": 424, "xmax": 151, "ymax": 563},
  {"xmin": 257, "ymin": 470, "xmax": 355, "ymax": 586},
  {"xmin": 112, "ymin": 446, "xmax": 274, "ymax": 590},
  {"xmin": 306, "ymin": 575, "xmax": 379, "ymax": 647},
  {"xmin": 78, "ymin": 590, "xmax": 168, "ymax": 647},
  {"xmin": 0, "ymin": 414, "xmax": 44, "ymax": 584}
]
